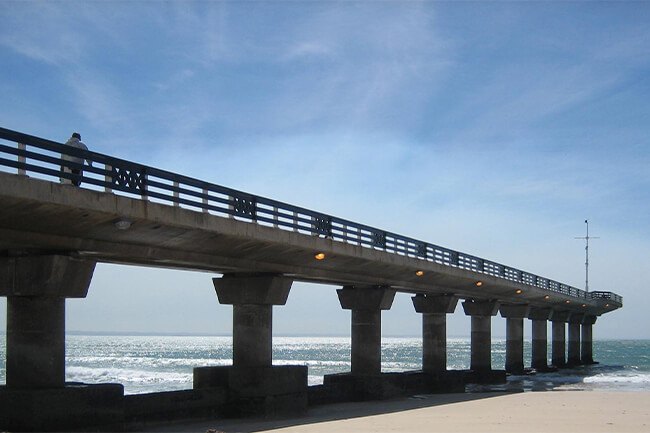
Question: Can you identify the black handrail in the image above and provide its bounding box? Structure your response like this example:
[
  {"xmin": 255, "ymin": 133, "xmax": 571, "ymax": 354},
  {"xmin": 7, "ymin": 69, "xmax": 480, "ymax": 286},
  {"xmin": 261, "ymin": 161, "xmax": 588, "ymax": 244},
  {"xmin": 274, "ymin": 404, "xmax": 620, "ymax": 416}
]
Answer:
[{"xmin": 0, "ymin": 127, "xmax": 623, "ymax": 306}]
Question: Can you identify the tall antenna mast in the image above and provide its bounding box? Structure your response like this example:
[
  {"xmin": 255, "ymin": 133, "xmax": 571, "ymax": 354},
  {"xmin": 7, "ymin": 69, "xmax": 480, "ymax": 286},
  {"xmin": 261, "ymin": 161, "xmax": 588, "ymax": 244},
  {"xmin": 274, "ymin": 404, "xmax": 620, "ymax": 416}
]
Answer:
[{"xmin": 575, "ymin": 219, "xmax": 599, "ymax": 293}]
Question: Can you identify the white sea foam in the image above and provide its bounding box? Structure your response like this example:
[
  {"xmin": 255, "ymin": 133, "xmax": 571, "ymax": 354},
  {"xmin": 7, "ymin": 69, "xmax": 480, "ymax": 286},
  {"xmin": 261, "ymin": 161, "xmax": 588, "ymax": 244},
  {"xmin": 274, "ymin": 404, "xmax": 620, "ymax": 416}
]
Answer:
[{"xmin": 584, "ymin": 372, "xmax": 650, "ymax": 385}]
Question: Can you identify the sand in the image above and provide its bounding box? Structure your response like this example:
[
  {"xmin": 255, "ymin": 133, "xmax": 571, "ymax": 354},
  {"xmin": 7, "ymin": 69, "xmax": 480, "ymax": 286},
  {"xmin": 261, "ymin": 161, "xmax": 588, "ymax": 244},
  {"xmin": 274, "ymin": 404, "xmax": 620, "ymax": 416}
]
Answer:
[{"xmin": 147, "ymin": 391, "xmax": 650, "ymax": 433}]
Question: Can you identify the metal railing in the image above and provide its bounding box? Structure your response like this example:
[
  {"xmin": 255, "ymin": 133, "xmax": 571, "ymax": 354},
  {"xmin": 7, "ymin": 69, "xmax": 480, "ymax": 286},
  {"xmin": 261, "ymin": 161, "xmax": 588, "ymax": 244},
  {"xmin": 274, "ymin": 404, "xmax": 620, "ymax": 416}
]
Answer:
[
  {"xmin": 0, "ymin": 127, "xmax": 623, "ymax": 305},
  {"xmin": 589, "ymin": 291, "xmax": 623, "ymax": 304}
]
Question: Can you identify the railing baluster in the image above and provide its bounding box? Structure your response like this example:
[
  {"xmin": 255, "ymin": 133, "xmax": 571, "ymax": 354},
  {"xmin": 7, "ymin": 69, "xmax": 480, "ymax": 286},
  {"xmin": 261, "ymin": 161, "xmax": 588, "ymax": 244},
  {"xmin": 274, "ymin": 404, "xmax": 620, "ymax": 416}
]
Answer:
[
  {"xmin": 17, "ymin": 142, "xmax": 26, "ymax": 176},
  {"xmin": 104, "ymin": 164, "xmax": 112, "ymax": 192},
  {"xmin": 141, "ymin": 172, "xmax": 148, "ymax": 200}
]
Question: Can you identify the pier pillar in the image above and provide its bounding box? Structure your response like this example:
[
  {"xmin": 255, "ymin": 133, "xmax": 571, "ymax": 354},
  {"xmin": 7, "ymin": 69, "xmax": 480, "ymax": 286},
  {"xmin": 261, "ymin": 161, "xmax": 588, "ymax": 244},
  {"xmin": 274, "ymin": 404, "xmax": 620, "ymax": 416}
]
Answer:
[
  {"xmin": 551, "ymin": 311, "xmax": 570, "ymax": 367},
  {"xmin": 1, "ymin": 255, "xmax": 124, "ymax": 432},
  {"xmin": 411, "ymin": 294, "xmax": 458, "ymax": 372},
  {"xmin": 528, "ymin": 308, "xmax": 552, "ymax": 370},
  {"xmin": 462, "ymin": 300, "xmax": 499, "ymax": 373},
  {"xmin": 0, "ymin": 255, "xmax": 95, "ymax": 389},
  {"xmin": 197, "ymin": 273, "xmax": 307, "ymax": 417},
  {"xmin": 499, "ymin": 304, "xmax": 530, "ymax": 374},
  {"xmin": 337, "ymin": 285, "xmax": 396, "ymax": 375},
  {"xmin": 581, "ymin": 315, "xmax": 597, "ymax": 365},
  {"xmin": 568, "ymin": 313, "xmax": 585, "ymax": 366},
  {"xmin": 213, "ymin": 273, "xmax": 291, "ymax": 367}
]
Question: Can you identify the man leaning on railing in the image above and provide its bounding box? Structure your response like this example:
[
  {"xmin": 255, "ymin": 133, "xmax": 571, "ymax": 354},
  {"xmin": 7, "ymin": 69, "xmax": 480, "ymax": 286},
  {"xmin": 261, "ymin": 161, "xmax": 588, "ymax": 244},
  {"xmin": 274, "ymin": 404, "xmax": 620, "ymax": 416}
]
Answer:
[{"xmin": 60, "ymin": 132, "xmax": 92, "ymax": 186}]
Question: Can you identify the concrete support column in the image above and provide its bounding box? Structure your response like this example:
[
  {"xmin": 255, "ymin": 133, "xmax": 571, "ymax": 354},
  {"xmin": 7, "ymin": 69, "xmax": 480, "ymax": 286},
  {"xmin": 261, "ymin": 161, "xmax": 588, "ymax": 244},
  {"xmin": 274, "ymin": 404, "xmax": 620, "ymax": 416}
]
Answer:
[
  {"xmin": 351, "ymin": 309, "xmax": 381, "ymax": 375},
  {"xmin": 232, "ymin": 304, "xmax": 272, "ymax": 367},
  {"xmin": 551, "ymin": 311, "xmax": 570, "ymax": 367},
  {"xmin": 411, "ymin": 294, "xmax": 458, "ymax": 373},
  {"xmin": 528, "ymin": 308, "xmax": 552, "ymax": 370},
  {"xmin": 0, "ymin": 255, "xmax": 95, "ymax": 389},
  {"xmin": 499, "ymin": 304, "xmax": 530, "ymax": 374},
  {"xmin": 462, "ymin": 300, "xmax": 499, "ymax": 372},
  {"xmin": 213, "ymin": 273, "xmax": 292, "ymax": 368},
  {"xmin": 337, "ymin": 285, "xmax": 396, "ymax": 376},
  {"xmin": 568, "ymin": 313, "xmax": 585, "ymax": 366},
  {"xmin": 582, "ymin": 315, "xmax": 597, "ymax": 365},
  {"xmin": 7, "ymin": 297, "xmax": 66, "ymax": 388}
]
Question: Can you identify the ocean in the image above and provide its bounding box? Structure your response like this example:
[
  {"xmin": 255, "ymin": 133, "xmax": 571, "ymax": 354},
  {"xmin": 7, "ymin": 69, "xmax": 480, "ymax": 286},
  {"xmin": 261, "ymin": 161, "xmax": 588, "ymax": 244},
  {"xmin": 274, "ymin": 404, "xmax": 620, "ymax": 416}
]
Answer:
[{"xmin": 0, "ymin": 335, "xmax": 648, "ymax": 395}]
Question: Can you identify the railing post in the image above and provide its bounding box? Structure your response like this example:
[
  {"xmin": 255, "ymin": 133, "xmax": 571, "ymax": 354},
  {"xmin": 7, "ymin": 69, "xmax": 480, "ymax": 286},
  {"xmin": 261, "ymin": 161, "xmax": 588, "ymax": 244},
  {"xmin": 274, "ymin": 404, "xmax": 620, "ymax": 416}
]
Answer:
[
  {"xmin": 292, "ymin": 211, "xmax": 298, "ymax": 232},
  {"xmin": 273, "ymin": 206, "xmax": 279, "ymax": 228},
  {"xmin": 173, "ymin": 181, "xmax": 179, "ymax": 207},
  {"xmin": 141, "ymin": 172, "xmax": 148, "ymax": 200},
  {"xmin": 229, "ymin": 196, "xmax": 235, "ymax": 218},
  {"xmin": 104, "ymin": 164, "xmax": 112, "ymax": 193},
  {"xmin": 202, "ymin": 188, "xmax": 208, "ymax": 213},
  {"xmin": 17, "ymin": 143, "xmax": 26, "ymax": 176}
]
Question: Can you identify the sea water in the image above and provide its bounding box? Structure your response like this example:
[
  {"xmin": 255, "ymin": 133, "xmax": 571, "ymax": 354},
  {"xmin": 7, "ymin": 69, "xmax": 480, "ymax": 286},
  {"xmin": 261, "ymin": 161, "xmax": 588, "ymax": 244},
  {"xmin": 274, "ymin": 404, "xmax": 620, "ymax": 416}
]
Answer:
[{"xmin": 0, "ymin": 335, "xmax": 647, "ymax": 395}]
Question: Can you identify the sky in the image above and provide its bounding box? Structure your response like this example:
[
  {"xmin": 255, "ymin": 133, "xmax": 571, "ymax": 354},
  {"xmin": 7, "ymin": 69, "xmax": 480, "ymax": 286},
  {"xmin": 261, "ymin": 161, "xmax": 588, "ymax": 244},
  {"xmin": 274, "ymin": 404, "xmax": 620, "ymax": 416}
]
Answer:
[{"xmin": 1, "ymin": 1, "xmax": 649, "ymax": 340}]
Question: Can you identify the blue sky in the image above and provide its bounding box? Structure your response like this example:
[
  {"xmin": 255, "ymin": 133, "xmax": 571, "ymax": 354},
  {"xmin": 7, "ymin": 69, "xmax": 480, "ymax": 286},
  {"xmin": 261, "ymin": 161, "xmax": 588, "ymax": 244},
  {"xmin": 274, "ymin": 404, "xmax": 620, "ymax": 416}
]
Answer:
[{"xmin": 1, "ymin": 1, "xmax": 649, "ymax": 339}]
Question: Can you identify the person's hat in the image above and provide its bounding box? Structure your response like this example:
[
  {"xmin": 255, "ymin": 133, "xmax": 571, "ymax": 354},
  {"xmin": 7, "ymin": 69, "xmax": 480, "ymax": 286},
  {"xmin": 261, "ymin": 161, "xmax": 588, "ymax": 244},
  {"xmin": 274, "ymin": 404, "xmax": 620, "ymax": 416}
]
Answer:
[{"xmin": 72, "ymin": 132, "xmax": 81, "ymax": 139}]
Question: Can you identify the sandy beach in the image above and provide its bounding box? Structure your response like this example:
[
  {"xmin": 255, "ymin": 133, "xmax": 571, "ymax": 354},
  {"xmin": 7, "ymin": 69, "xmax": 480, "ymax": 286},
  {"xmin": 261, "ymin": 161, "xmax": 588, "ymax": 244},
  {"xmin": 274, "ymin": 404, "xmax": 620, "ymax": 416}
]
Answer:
[{"xmin": 146, "ymin": 391, "xmax": 650, "ymax": 433}]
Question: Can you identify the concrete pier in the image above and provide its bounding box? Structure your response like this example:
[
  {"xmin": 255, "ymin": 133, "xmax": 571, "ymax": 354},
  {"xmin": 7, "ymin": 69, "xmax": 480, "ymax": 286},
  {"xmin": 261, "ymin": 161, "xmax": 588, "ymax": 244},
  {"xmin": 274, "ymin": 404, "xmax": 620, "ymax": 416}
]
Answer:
[
  {"xmin": 411, "ymin": 294, "xmax": 458, "ymax": 372},
  {"xmin": 7, "ymin": 296, "xmax": 66, "ymax": 388},
  {"xmin": 499, "ymin": 304, "xmax": 530, "ymax": 374},
  {"xmin": 214, "ymin": 273, "xmax": 292, "ymax": 367},
  {"xmin": 582, "ymin": 315, "xmax": 597, "ymax": 364},
  {"xmin": 0, "ymin": 255, "xmax": 126, "ymax": 432},
  {"xmin": 337, "ymin": 285, "xmax": 396, "ymax": 375},
  {"xmin": 568, "ymin": 313, "xmax": 584, "ymax": 366},
  {"xmin": 551, "ymin": 311, "xmax": 569, "ymax": 367},
  {"xmin": 462, "ymin": 300, "xmax": 499, "ymax": 373},
  {"xmin": 529, "ymin": 308, "xmax": 552, "ymax": 370},
  {"xmin": 0, "ymin": 255, "xmax": 95, "ymax": 389},
  {"xmin": 195, "ymin": 273, "xmax": 308, "ymax": 417}
]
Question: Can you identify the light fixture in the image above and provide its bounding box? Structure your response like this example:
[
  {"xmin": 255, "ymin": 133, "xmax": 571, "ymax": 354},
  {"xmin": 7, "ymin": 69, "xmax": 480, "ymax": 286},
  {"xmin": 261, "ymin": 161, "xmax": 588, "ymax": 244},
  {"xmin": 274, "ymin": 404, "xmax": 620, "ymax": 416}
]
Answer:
[
  {"xmin": 314, "ymin": 253, "xmax": 326, "ymax": 260},
  {"xmin": 582, "ymin": 304, "xmax": 587, "ymax": 308},
  {"xmin": 515, "ymin": 289, "xmax": 522, "ymax": 294},
  {"xmin": 415, "ymin": 270, "xmax": 424, "ymax": 277},
  {"xmin": 114, "ymin": 217, "xmax": 132, "ymax": 230},
  {"xmin": 544, "ymin": 295, "xmax": 551, "ymax": 300},
  {"xmin": 565, "ymin": 300, "xmax": 571, "ymax": 304},
  {"xmin": 605, "ymin": 303, "xmax": 610, "ymax": 307},
  {"xmin": 475, "ymin": 281, "xmax": 483, "ymax": 287}
]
